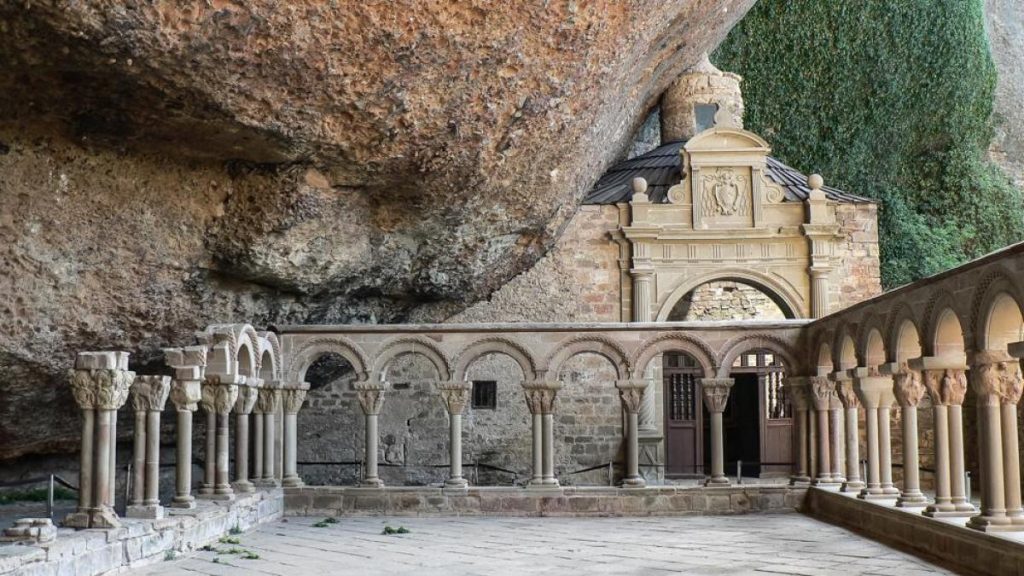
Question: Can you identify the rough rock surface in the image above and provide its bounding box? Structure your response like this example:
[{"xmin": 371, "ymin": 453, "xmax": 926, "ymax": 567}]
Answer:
[
  {"xmin": 985, "ymin": 0, "xmax": 1024, "ymax": 189},
  {"xmin": 0, "ymin": 2, "xmax": 754, "ymax": 460}
]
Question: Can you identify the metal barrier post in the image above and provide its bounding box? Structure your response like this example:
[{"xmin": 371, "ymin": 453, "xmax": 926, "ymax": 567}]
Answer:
[
  {"xmin": 966, "ymin": 471, "xmax": 972, "ymax": 503},
  {"xmin": 47, "ymin": 474, "xmax": 54, "ymax": 518},
  {"xmin": 608, "ymin": 462, "xmax": 613, "ymax": 486},
  {"xmin": 737, "ymin": 460, "xmax": 743, "ymax": 485}
]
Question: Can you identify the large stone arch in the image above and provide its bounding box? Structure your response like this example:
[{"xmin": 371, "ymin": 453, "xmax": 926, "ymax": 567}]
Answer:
[
  {"xmin": 256, "ymin": 331, "xmax": 282, "ymax": 381},
  {"xmin": 716, "ymin": 333, "xmax": 801, "ymax": 378},
  {"xmin": 883, "ymin": 302, "xmax": 921, "ymax": 364},
  {"xmin": 371, "ymin": 335, "xmax": 452, "ymax": 383},
  {"xmin": 855, "ymin": 312, "xmax": 888, "ymax": 368},
  {"xmin": 452, "ymin": 336, "xmax": 538, "ymax": 382},
  {"xmin": 286, "ymin": 336, "xmax": 370, "ymax": 384},
  {"xmin": 630, "ymin": 332, "xmax": 716, "ymax": 379},
  {"xmin": 921, "ymin": 289, "xmax": 969, "ymax": 358},
  {"xmin": 655, "ymin": 268, "xmax": 805, "ymax": 321},
  {"xmin": 831, "ymin": 325, "xmax": 858, "ymax": 372},
  {"xmin": 542, "ymin": 335, "xmax": 630, "ymax": 380},
  {"xmin": 969, "ymin": 267, "xmax": 1024, "ymax": 353}
]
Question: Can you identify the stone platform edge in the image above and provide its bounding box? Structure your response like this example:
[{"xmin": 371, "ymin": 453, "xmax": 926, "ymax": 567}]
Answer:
[
  {"xmin": 284, "ymin": 484, "xmax": 806, "ymax": 517},
  {"xmin": 0, "ymin": 489, "xmax": 282, "ymax": 576},
  {"xmin": 803, "ymin": 487, "xmax": 1024, "ymax": 576}
]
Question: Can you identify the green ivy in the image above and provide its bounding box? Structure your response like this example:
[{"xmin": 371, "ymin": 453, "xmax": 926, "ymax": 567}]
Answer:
[{"xmin": 714, "ymin": 0, "xmax": 1024, "ymax": 288}]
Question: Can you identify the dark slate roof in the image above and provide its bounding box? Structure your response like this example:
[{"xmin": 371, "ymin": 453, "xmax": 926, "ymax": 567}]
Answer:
[{"xmin": 583, "ymin": 140, "xmax": 873, "ymax": 205}]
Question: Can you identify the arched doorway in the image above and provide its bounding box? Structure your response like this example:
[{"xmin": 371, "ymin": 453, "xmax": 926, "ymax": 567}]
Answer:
[
  {"xmin": 663, "ymin": 279, "xmax": 795, "ymax": 322},
  {"xmin": 724, "ymin": 349, "xmax": 789, "ymax": 479}
]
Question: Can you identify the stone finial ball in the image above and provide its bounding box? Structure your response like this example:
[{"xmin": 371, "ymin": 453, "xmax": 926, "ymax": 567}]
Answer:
[
  {"xmin": 632, "ymin": 177, "xmax": 648, "ymax": 195},
  {"xmin": 808, "ymin": 173, "xmax": 824, "ymax": 190}
]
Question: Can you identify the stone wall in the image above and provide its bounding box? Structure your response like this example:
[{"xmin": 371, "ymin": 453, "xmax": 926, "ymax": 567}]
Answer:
[
  {"xmin": 667, "ymin": 281, "xmax": 787, "ymax": 321},
  {"xmin": 833, "ymin": 203, "xmax": 882, "ymax": 312}
]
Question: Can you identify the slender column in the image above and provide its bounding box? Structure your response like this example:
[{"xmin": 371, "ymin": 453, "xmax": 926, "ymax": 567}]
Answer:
[
  {"xmin": 630, "ymin": 269, "xmax": 653, "ymax": 323},
  {"xmin": 878, "ymin": 402, "xmax": 899, "ymax": 496},
  {"xmin": 523, "ymin": 381, "xmax": 562, "ymax": 488},
  {"xmin": 281, "ymin": 385, "xmax": 309, "ymax": 488},
  {"xmin": 64, "ymin": 352, "xmax": 133, "ymax": 530},
  {"xmin": 918, "ymin": 365, "xmax": 974, "ymax": 517},
  {"xmin": 702, "ymin": 378, "xmax": 734, "ymax": 486},
  {"xmin": 164, "ymin": 346, "xmax": 206, "ymax": 509},
  {"xmin": 892, "ymin": 366, "xmax": 927, "ymax": 507},
  {"xmin": 810, "ymin": 377, "xmax": 837, "ymax": 485},
  {"xmin": 255, "ymin": 388, "xmax": 281, "ymax": 486},
  {"xmin": 199, "ymin": 409, "xmax": 216, "ymax": 496},
  {"xmin": 355, "ymin": 382, "xmax": 387, "ymax": 488},
  {"xmin": 835, "ymin": 378, "xmax": 864, "ymax": 492},
  {"xmin": 199, "ymin": 380, "xmax": 238, "ymax": 500},
  {"xmin": 787, "ymin": 378, "xmax": 811, "ymax": 485},
  {"xmin": 852, "ymin": 372, "xmax": 892, "ymax": 499},
  {"xmin": 531, "ymin": 413, "xmax": 543, "ymax": 485},
  {"xmin": 808, "ymin": 405, "xmax": 818, "ymax": 479},
  {"xmin": 966, "ymin": 352, "xmax": 1015, "ymax": 532},
  {"xmin": 233, "ymin": 379, "xmax": 262, "ymax": 493},
  {"xmin": 252, "ymin": 411, "xmax": 264, "ymax": 483},
  {"xmin": 943, "ymin": 369, "xmax": 976, "ymax": 513},
  {"xmin": 127, "ymin": 375, "xmax": 170, "ymax": 519},
  {"xmin": 437, "ymin": 382, "xmax": 472, "ymax": 489},
  {"xmin": 616, "ymin": 380, "xmax": 647, "ymax": 487},
  {"xmin": 638, "ymin": 360, "xmax": 658, "ymax": 434},
  {"xmin": 1003, "ymin": 343, "xmax": 1024, "ymax": 525},
  {"xmin": 829, "ymin": 391, "xmax": 846, "ymax": 483},
  {"xmin": 130, "ymin": 409, "xmax": 146, "ymax": 509}
]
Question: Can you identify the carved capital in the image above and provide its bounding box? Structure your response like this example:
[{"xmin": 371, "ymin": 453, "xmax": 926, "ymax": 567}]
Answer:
[
  {"xmin": 200, "ymin": 381, "xmax": 239, "ymax": 415},
  {"xmin": 924, "ymin": 368, "xmax": 967, "ymax": 406},
  {"xmin": 972, "ymin": 352, "xmax": 1023, "ymax": 407},
  {"xmin": 615, "ymin": 380, "xmax": 647, "ymax": 414},
  {"xmin": 169, "ymin": 379, "xmax": 202, "ymax": 412},
  {"xmin": 835, "ymin": 379, "xmax": 860, "ymax": 409},
  {"xmin": 521, "ymin": 380, "xmax": 562, "ymax": 415},
  {"xmin": 784, "ymin": 377, "xmax": 810, "ymax": 411},
  {"xmin": 69, "ymin": 364, "xmax": 135, "ymax": 411},
  {"xmin": 892, "ymin": 367, "xmax": 925, "ymax": 408},
  {"xmin": 809, "ymin": 376, "xmax": 834, "ymax": 411},
  {"xmin": 281, "ymin": 387, "xmax": 309, "ymax": 415},
  {"xmin": 701, "ymin": 378, "xmax": 733, "ymax": 414},
  {"xmin": 354, "ymin": 381, "xmax": 387, "ymax": 416},
  {"xmin": 234, "ymin": 384, "xmax": 262, "ymax": 415},
  {"xmin": 130, "ymin": 375, "xmax": 171, "ymax": 412},
  {"xmin": 436, "ymin": 381, "xmax": 472, "ymax": 415},
  {"xmin": 256, "ymin": 387, "xmax": 281, "ymax": 414}
]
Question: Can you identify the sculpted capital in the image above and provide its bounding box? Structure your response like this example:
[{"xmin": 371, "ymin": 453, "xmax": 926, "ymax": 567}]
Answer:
[
  {"xmin": 436, "ymin": 381, "xmax": 472, "ymax": 415},
  {"xmin": 281, "ymin": 387, "xmax": 309, "ymax": 415},
  {"xmin": 521, "ymin": 380, "xmax": 562, "ymax": 415},
  {"xmin": 130, "ymin": 375, "xmax": 171, "ymax": 412},
  {"xmin": 615, "ymin": 380, "xmax": 647, "ymax": 414},
  {"xmin": 201, "ymin": 380, "xmax": 239, "ymax": 415},
  {"xmin": 701, "ymin": 378, "xmax": 733, "ymax": 414},
  {"xmin": 892, "ymin": 367, "xmax": 925, "ymax": 408},
  {"xmin": 354, "ymin": 381, "xmax": 388, "ymax": 416}
]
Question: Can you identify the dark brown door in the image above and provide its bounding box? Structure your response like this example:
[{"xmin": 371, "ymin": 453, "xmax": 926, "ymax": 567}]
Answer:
[
  {"xmin": 729, "ymin": 350, "xmax": 792, "ymax": 478},
  {"xmin": 663, "ymin": 353, "xmax": 703, "ymax": 478}
]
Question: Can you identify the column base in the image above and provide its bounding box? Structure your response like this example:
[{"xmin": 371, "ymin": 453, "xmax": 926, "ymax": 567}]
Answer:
[
  {"xmin": 169, "ymin": 496, "xmax": 196, "ymax": 509},
  {"xmin": 812, "ymin": 477, "xmax": 842, "ymax": 487},
  {"xmin": 62, "ymin": 511, "xmax": 92, "ymax": 529},
  {"xmin": 281, "ymin": 477, "xmax": 305, "ymax": 488},
  {"xmin": 880, "ymin": 486, "xmax": 901, "ymax": 496},
  {"xmin": 197, "ymin": 484, "xmax": 214, "ymax": 496},
  {"xmin": 857, "ymin": 489, "xmax": 895, "ymax": 500},
  {"xmin": 789, "ymin": 475, "xmax": 811, "ymax": 487},
  {"xmin": 923, "ymin": 504, "xmax": 975, "ymax": 518},
  {"xmin": 620, "ymin": 476, "xmax": 646, "ymax": 489},
  {"xmin": 197, "ymin": 492, "xmax": 235, "ymax": 502},
  {"xmin": 952, "ymin": 500, "xmax": 978, "ymax": 513},
  {"xmin": 840, "ymin": 480, "xmax": 865, "ymax": 493},
  {"xmin": 254, "ymin": 479, "xmax": 280, "ymax": 488},
  {"xmin": 359, "ymin": 478, "xmax": 385, "ymax": 489},
  {"xmin": 526, "ymin": 482, "xmax": 562, "ymax": 491},
  {"xmin": 705, "ymin": 477, "xmax": 731, "ymax": 487},
  {"xmin": 967, "ymin": 515, "xmax": 1018, "ymax": 532},
  {"xmin": 89, "ymin": 508, "xmax": 121, "ymax": 529},
  {"xmin": 895, "ymin": 491, "xmax": 929, "ymax": 508},
  {"xmin": 1009, "ymin": 512, "xmax": 1024, "ymax": 525},
  {"xmin": 126, "ymin": 504, "xmax": 165, "ymax": 519},
  {"xmin": 232, "ymin": 480, "xmax": 255, "ymax": 493},
  {"xmin": 444, "ymin": 478, "xmax": 469, "ymax": 489}
]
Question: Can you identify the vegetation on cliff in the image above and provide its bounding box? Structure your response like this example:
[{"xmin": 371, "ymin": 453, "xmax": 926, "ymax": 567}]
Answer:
[{"xmin": 715, "ymin": 0, "xmax": 1024, "ymax": 288}]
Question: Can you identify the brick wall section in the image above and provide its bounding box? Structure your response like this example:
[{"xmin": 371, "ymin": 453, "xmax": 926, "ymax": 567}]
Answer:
[{"xmin": 833, "ymin": 203, "xmax": 882, "ymax": 311}]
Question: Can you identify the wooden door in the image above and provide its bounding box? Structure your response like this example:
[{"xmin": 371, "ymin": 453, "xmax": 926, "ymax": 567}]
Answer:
[
  {"xmin": 730, "ymin": 350, "xmax": 792, "ymax": 478},
  {"xmin": 663, "ymin": 353, "xmax": 703, "ymax": 477}
]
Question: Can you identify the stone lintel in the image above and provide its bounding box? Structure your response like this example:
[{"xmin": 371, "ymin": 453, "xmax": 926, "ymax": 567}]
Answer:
[
  {"xmin": 75, "ymin": 351, "xmax": 130, "ymax": 371},
  {"xmin": 907, "ymin": 355, "xmax": 967, "ymax": 372}
]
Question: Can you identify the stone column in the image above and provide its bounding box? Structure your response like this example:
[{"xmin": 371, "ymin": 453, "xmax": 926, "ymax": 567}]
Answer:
[
  {"xmin": 878, "ymin": 390, "xmax": 899, "ymax": 497},
  {"xmin": 165, "ymin": 346, "xmax": 205, "ymax": 509},
  {"xmin": 199, "ymin": 380, "xmax": 238, "ymax": 500},
  {"xmin": 126, "ymin": 375, "xmax": 170, "ymax": 519},
  {"xmin": 252, "ymin": 409, "xmax": 264, "ymax": 484},
  {"xmin": 917, "ymin": 364, "xmax": 976, "ymax": 517},
  {"xmin": 809, "ymin": 376, "xmax": 837, "ymax": 485},
  {"xmin": 437, "ymin": 382, "xmax": 472, "ymax": 489},
  {"xmin": 281, "ymin": 384, "xmax": 309, "ymax": 488},
  {"xmin": 354, "ymin": 381, "xmax": 387, "ymax": 488},
  {"xmin": 523, "ymin": 380, "xmax": 562, "ymax": 488},
  {"xmin": 233, "ymin": 379, "xmax": 261, "ymax": 493},
  {"xmin": 787, "ymin": 378, "xmax": 811, "ymax": 485},
  {"xmin": 255, "ymin": 387, "xmax": 281, "ymax": 487},
  {"xmin": 130, "ymin": 403, "xmax": 146, "ymax": 513},
  {"xmin": 852, "ymin": 372, "xmax": 894, "ymax": 499},
  {"xmin": 64, "ymin": 352, "xmax": 133, "ymax": 530},
  {"xmin": 967, "ymin": 352, "xmax": 1023, "ymax": 531},
  {"xmin": 828, "ymin": 384, "xmax": 846, "ymax": 483},
  {"xmin": 616, "ymin": 380, "xmax": 647, "ymax": 488},
  {"xmin": 835, "ymin": 378, "xmax": 864, "ymax": 492},
  {"xmin": 891, "ymin": 366, "xmax": 928, "ymax": 507},
  {"xmin": 630, "ymin": 269, "xmax": 653, "ymax": 323},
  {"xmin": 701, "ymin": 378, "xmax": 734, "ymax": 486}
]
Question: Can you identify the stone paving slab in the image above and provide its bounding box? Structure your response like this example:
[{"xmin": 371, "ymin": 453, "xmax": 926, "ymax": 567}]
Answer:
[{"xmin": 132, "ymin": 512, "xmax": 957, "ymax": 576}]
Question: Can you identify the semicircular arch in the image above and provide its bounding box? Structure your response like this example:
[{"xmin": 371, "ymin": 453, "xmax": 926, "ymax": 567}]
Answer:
[
  {"xmin": 453, "ymin": 336, "xmax": 537, "ymax": 382},
  {"xmin": 630, "ymin": 332, "xmax": 716, "ymax": 379},
  {"xmin": 716, "ymin": 333, "xmax": 801, "ymax": 378},
  {"xmin": 543, "ymin": 335, "xmax": 630, "ymax": 381},
  {"xmin": 371, "ymin": 335, "xmax": 452, "ymax": 383},
  {"xmin": 285, "ymin": 336, "xmax": 370, "ymax": 384},
  {"xmin": 655, "ymin": 269, "xmax": 805, "ymax": 321}
]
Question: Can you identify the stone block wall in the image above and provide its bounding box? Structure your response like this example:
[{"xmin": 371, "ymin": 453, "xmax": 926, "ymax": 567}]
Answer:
[{"xmin": 833, "ymin": 203, "xmax": 882, "ymax": 311}]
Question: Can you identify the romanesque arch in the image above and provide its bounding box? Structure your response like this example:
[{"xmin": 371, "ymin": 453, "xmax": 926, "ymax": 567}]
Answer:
[
  {"xmin": 452, "ymin": 337, "xmax": 537, "ymax": 382},
  {"xmin": 370, "ymin": 335, "xmax": 452, "ymax": 383},
  {"xmin": 630, "ymin": 332, "xmax": 715, "ymax": 379},
  {"xmin": 883, "ymin": 302, "xmax": 921, "ymax": 364},
  {"xmin": 543, "ymin": 335, "xmax": 630, "ymax": 380},
  {"xmin": 715, "ymin": 333, "xmax": 801, "ymax": 378},
  {"xmin": 286, "ymin": 336, "xmax": 370, "ymax": 384},
  {"xmin": 969, "ymin": 268, "xmax": 1024, "ymax": 353},
  {"xmin": 656, "ymin": 269, "xmax": 804, "ymax": 321},
  {"xmin": 921, "ymin": 290, "xmax": 969, "ymax": 359}
]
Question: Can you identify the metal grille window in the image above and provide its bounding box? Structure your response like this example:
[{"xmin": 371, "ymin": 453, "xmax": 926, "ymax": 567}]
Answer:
[
  {"xmin": 764, "ymin": 371, "xmax": 791, "ymax": 420},
  {"xmin": 472, "ymin": 380, "xmax": 497, "ymax": 410},
  {"xmin": 669, "ymin": 373, "xmax": 698, "ymax": 421}
]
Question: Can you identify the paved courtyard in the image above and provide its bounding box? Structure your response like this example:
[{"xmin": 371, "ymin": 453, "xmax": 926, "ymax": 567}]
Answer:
[{"xmin": 134, "ymin": 513, "xmax": 955, "ymax": 576}]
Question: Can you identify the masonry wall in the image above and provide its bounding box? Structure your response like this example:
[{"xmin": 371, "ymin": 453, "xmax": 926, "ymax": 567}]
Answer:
[{"xmin": 833, "ymin": 203, "xmax": 882, "ymax": 311}]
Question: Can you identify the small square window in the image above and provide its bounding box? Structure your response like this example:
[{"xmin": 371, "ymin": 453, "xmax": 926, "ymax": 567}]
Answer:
[
  {"xmin": 472, "ymin": 381, "xmax": 497, "ymax": 410},
  {"xmin": 695, "ymin": 103, "xmax": 719, "ymax": 132}
]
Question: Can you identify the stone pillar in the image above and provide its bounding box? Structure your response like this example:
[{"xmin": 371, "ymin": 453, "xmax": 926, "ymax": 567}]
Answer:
[
  {"xmin": 809, "ymin": 376, "xmax": 838, "ymax": 485},
  {"xmin": 835, "ymin": 378, "xmax": 864, "ymax": 492},
  {"xmin": 64, "ymin": 352, "xmax": 133, "ymax": 530},
  {"xmin": 828, "ymin": 386, "xmax": 846, "ymax": 483},
  {"xmin": 354, "ymin": 381, "xmax": 387, "ymax": 488},
  {"xmin": 878, "ymin": 392, "xmax": 899, "ymax": 497},
  {"xmin": 891, "ymin": 366, "xmax": 928, "ymax": 507},
  {"xmin": 787, "ymin": 378, "xmax": 811, "ymax": 485},
  {"xmin": 255, "ymin": 388, "xmax": 281, "ymax": 487},
  {"xmin": 436, "ymin": 382, "xmax": 472, "ymax": 489},
  {"xmin": 616, "ymin": 380, "xmax": 647, "ymax": 488},
  {"xmin": 130, "ymin": 405, "xmax": 145, "ymax": 512},
  {"xmin": 917, "ymin": 364, "xmax": 976, "ymax": 517},
  {"xmin": 252, "ymin": 410, "xmax": 264, "ymax": 484},
  {"xmin": 233, "ymin": 379, "xmax": 261, "ymax": 493},
  {"xmin": 199, "ymin": 380, "xmax": 238, "ymax": 501},
  {"xmin": 126, "ymin": 375, "xmax": 170, "ymax": 519},
  {"xmin": 967, "ymin": 352, "xmax": 1023, "ymax": 531},
  {"xmin": 701, "ymin": 378, "xmax": 734, "ymax": 486},
  {"xmin": 165, "ymin": 346, "xmax": 205, "ymax": 509},
  {"xmin": 523, "ymin": 381, "xmax": 562, "ymax": 489},
  {"xmin": 852, "ymin": 372, "xmax": 894, "ymax": 499},
  {"xmin": 630, "ymin": 270, "xmax": 653, "ymax": 324},
  {"xmin": 280, "ymin": 384, "xmax": 309, "ymax": 489}
]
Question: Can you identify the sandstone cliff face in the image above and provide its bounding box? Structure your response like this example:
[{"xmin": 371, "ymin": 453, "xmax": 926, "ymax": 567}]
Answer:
[
  {"xmin": 0, "ymin": 1, "xmax": 754, "ymax": 459},
  {"xmin": 986, "ymin": 0, "xmax": 1024, "ymax": 189}
]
